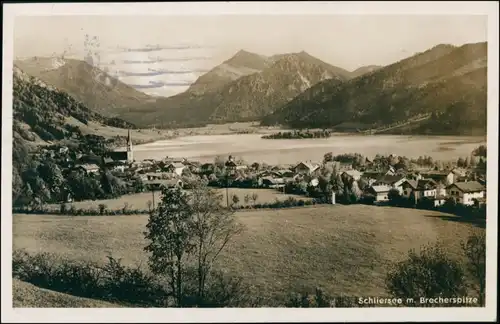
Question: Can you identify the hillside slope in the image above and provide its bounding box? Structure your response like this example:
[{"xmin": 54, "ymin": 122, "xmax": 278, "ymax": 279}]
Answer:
[
  {"xmin": 14, "ymin": 57, "xmax": 152, "ymax": 117},
  {"xmin": 262, "ymin": 43, "xmax": 487, "ymax": 135},
  {"xmin": 13, "ymin": 279, "xmax": 122, "ymax": 308},
  {"xmin": 12, "ymin": 65, "xmax": 135, "ymax": 144},
  {"xmin": 351, "ymin": 65, "xmax": 382, "ymax": 78},
  {"xmin": 120, "ymin": 51, "xmax": 352, "ymax": 127}
]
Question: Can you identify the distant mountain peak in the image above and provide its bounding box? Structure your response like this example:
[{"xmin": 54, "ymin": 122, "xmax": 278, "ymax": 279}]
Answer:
[
  {"xmin": 262, "ymin": 42, "xmax": 487, "ymax": 136},
  {"xmin": 224, "ymin": 49, "xmax": 270, "ymax": 68}
]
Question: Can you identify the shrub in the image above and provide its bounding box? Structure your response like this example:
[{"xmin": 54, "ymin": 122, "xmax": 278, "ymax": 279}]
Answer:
[
  {"xmin": 461, "ymin": 232, "xmax": 486, "ymax": 306},
  {"xmin": 98, "ymin": 204, "xmax": 107, "ymax": 216},
  {"xmin": 285, "ymin": 288, "xmax": 332, "ymax": 307},
  {"xmin": 59, "ymin": 203, "xmax": 68, "ymax": 214},
  {"xmin": 101, "ymin": 255, "xmax": 167, "ymax": 306},
  {"xmin": 12, "ymin": 250, "xmax": 170, "ymax": 306},
  {"xmin": 386, "ymin": 243, "xmax": 467, "ymax": 302}
]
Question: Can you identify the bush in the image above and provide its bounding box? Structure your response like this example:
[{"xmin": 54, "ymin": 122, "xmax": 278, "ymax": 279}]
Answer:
[
  {"xmin": 101, "ymin": 255, "xmax": 167, "ymax": 306},
  {"xmin": 461, "ymin": 232, "xmax": 486, "ymax": 306},
  {"xmin": 98, "ymin": 204, "xmax": 107, "ymax": 216},
  {"xmin": 12, "ymin": 250, "xmax": 169, "ymax": 306},
  {"xmin": 386, "ymin": 243, "xmax": 467, "ymax": 303},
  {"xmin": 59, "ymin": 203, "xmax": 68, "ymax": 214},
  {"xmin": 180, "ymin": 268, "xmax": 253, "ymax": 307},
  {"xmin": 286, "ymin": 288, "xmax": 332, "ymax": 307}
]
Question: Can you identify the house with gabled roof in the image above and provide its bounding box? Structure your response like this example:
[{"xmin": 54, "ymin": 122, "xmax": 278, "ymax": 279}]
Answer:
[
  {"xmin": 420, "ymin": 170, "xmax": 454, "ymax": 185},
  {"xmin": 365, "ymin": 185, "xmax": 392, "ymax": 202},
  {"xmin": 144, "ymin": 179, "xmax": 183, "ymax": 191},
  {"xmin": 341, "ymin": 170, "xmax": 364, "ymax": 181},
  {"xmin": 361, "ymin": 171, "xmax": 385, "ymax": 186},
  {"xmin": 75, "ymin": 163, "xmax": 100, "ymax": 175},
  {"xmin": 165, "ymin": 162, "xmax": 186, "ymax": 176},
  {"xmin": 446, "ymin": 181, "xmax": 486, "ymax": 206},
  {"xmin": 293, "ymin": 161, "xmax": 320, "ymax": 175},
  {"xmin": 401, "ymin": 179, "xmax": 439, "ymax": 202},
  {"xmin": 373, "ymin": 175, "xmax": 406, "ymax": 194}
]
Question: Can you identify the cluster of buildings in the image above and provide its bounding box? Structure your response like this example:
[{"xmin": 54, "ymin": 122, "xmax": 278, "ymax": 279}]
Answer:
[
  {"xmin": 253, "ymin": 158, "xmax": 486, "ymax": 207},
  {"xmin": 46, "ymin": 131, "xmax": 486, "ymax": 208}
]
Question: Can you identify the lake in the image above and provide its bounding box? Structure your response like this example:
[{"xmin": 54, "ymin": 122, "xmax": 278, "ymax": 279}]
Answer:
[{"xmin": 132, "ymin": 134, "xmax": 486, "ymax": 165}]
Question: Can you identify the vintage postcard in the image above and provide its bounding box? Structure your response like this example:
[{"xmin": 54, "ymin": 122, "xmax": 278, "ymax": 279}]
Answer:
[{"xmin": 2, "ymin": 1, "xmax": 498, "ymax": 323}]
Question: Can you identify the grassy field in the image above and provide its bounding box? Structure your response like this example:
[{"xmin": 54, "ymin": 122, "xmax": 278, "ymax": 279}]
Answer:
[
  {"xmin": 13, "ymin": 204, "xmax": 483, "ymax": 305},
  {"xmin": 12, "ymin": 279, "xmax": 122, "ymax": 308},
  {"xmin": 46, "ymin": 188, "xmax": 312, "ymax": 211}
]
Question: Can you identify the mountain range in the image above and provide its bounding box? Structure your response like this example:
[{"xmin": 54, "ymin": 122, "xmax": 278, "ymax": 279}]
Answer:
[
  {"xmin": 262, "ymin": 42, "xmax": 487, "ymax": 135},
  {"xmin": 12, "ymin": 42, "xmax": 488, "ymax": 136},
  {"xmin": 14, "ymin": 57, "xmax": 153, "ymax": 117},
  {"xmin": 117, "ymin": 50, "xmax": 354, "ymax": 127},
  {"xmin": 12, "ymin": 65, "xmax": 135, "ymax": 146}
]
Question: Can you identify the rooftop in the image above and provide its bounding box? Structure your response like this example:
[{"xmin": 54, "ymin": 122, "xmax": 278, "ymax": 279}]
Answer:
[
  {"xmin": 448, "ymin": 181, "xmax": 485, "ymax": 193},
  {"xmin": 375, "ymin": 175, "xmax": 405, "ymax": 184},
  {"xmin": 370, "ymin": 185, "xmax": 393, "ymax": 193}
]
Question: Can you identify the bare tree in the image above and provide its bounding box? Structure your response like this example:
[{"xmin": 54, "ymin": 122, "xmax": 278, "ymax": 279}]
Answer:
[
  {"xmin": 251, "ymin": 192, "xmax": 259, "ymax": 205},
  {"xmin": 189, "ymin": 184, "xmax": 244, "ymax": 302}
]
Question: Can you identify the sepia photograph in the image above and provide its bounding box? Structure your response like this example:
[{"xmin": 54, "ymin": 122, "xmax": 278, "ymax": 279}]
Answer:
[{"xmin": 2, "ymin": 1, "xmax": 498, "ymax": 323}]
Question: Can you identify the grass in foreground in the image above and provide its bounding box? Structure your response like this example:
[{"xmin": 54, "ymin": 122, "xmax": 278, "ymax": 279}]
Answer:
[
  {"xmin": 45, "ymin": 188, "xmax": 311, "ymax": 211},
  {"xmin": 12, "ymin": 279, "xmax": 122, "ymax": 308},
  {"xmin": 13, "ymin": 204, "xmax": 483, "ymax": 305}
]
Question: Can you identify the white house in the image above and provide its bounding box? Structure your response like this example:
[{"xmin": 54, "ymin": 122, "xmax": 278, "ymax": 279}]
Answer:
[
  {"xmin": 366, "ymin": 185, "xmax": 392, "ymax": 202},
  {"xmin": 373, "ymin": 175, "xmax": 406, "ymax": 194},
  {"xmin": 165, "ymin": 162, "xmax": 186, "ymax": 176},
  {"xmin": 342, "ymin": 170, "xmax": 364, "ymax": 181},
  {"xmin": 446, "ymin": 181, "xmax": 486, "ymax": 206},
  {"xmin": 144, "ymin": 179, "xmax": 184, "ymax": 191},
  {"xmin": 293, "ymin": 161, "xmax": 320, "ymax": 175},
  {"xmin": 75, "ymin": 163, "xmax": 100, "ymax": 175}
]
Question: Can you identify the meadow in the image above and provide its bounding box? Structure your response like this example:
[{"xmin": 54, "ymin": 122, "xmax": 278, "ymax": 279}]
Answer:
[
  {"xmin": 45, "ymin": 188, "xmax": 312, "ymax": 212},
  {"xmin": 12, "ymin": 279, "xmax": 123, "ymax": 308},
  {"xmin": 13, "ymin": 204, "xmax": 483, "ymax": 305}
]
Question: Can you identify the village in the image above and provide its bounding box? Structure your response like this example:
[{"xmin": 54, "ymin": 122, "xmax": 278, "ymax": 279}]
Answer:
[{"xmin": 25, "ymin": 129, "xmax": 487, "ymax": 217}]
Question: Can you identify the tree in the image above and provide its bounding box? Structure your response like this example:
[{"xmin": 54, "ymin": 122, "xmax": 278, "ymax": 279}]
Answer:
[
  {"xmin": 469, "ymin": 155, "xmax": 477, "ymax": 168},
  {"xmin": 231, "ymin": 194, "xmax": 240, "ymax": 207},
  {"xmin": 350, "ymin": 181, "xmax": 362, "ymax": 202},
  {"xmin": 472, "ymin": 145, "xmax": 487, "ymax": 157},
  {"xmin": 189, "ymin": 184, "xmax": 244, "ymax": 303},
  {"xmin": 243, "ymin": 194, "xmax": 250, "ymax": 205},
  {"xmin": 144, "ymin": 184, "xmax": 244, "ymax": 307},
  {"xmin": 214, "ymin": 155, "xmax": 226, "ymax": 169},
  {"xmin": 463, "ymin": 157, "xmax": 469, "ymax": 168},
  {"xmin": 37, "ymin": 162, "xmax": 64, "ymax": 201},
  {"xmin": 388, "ymin": 189, "xmax": 402, "ymax": 206},
  {"xmin": 323, "ymin": 152, "xmax": 333, "ymax": 163},
  {"xmin": 386, "ymin": 243, "xmax": 467, "ymax": 302},
  {"xmin": 144, "ymin": 186, "xmax": 194, "ymax": 306},
  {"xmin": 251, "ymin": 192, "xmax": 259, "ymax": 205},
  {"xmin": 12, "ymin": 167, "xmax": 24, "ymax": 204},
  {"xmin": 461, "ymin": 232, "xmax": 486, "ymax": 306},
  {"xmin": 318, "ymin": 175, "xmax": 333, "ymax": 201},
  {"xmin": 330, "ymin": 173, "xmax": 345, "ymax": 197}
]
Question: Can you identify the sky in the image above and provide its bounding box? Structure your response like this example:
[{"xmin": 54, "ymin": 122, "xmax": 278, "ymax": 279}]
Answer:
[{"xmin": 14, "ymin": 15, "xmax": 488, "ymax": 97}]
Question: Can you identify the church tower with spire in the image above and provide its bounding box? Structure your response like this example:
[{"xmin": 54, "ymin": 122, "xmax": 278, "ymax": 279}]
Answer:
[{"xmin": 126, "ymin": 129, "xmax": 133, "ymax": 163}]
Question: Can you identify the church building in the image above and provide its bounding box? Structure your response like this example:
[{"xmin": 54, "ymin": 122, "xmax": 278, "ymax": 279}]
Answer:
[{"xmin": 105, "ymin": 129, "xmax": 134, "ymax": 164}]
